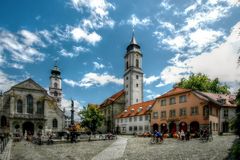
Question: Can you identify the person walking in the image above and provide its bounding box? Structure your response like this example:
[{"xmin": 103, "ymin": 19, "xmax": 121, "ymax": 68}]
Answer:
[{"xmin": 180, "ymin": 130, "xmax": 185, "ymax": 141}]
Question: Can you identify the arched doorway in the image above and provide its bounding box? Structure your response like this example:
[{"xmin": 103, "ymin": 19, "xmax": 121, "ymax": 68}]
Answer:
[
  {"xmin": 160, "ymin": 123, "xmax": 168, "ymax": 133},
  {"xmin": 1, "ymin": 116, "xmax": 7, "ymax": 127},
  {"xmin": 169, "ymin": 122, "xmax": 176, "ymax": 134},
  {"xmin": 153, "ymin": 123, "xmax": 159, "ymax": 131},
  {"xmin": 190, "ymin": 121, "xmax": 199, "ymax": 133},
  {"xmin": 22, "ymin": 122, "xmax": 34, "ymax": 135},
  {"xmin": 179, "ymin": 122, "xmax": 187, "ymax": 132}
]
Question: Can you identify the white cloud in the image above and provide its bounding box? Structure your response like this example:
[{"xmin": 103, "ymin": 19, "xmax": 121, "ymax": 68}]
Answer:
[
  {"xmin": 188, "ymin": 28, "xmax": 224, "ymax": 51},
  {"xmin": 144, "ymin": 75, "xmax": 160, "ymax": 85},
  {"xmin": 73, "ymin": 46, "xmax": 89, "ymax": 53},
  {"xmin": 70, "ymin": 27, "xmax": 102, "ymax": 45},
  {"xmin": 156, "ymin": 22, "xmax": 240, "ymax": 92},
  {"xmin": 59, "ymin": 49, "xmax": 75, "ymax": 58},
  {"xmin": 162, "ymin": 35, "xmax": 186, "ymax": 51},
  {"xmin": 159, "ymin": 21, "xmax": 175, "ymax": 32},
  {"xmin": 184, "ymin": 3, "xmax": 198, "ymax": 14},
  {"xmin": 70, "ymin": 0, "xmax": 115, "ymax": 30},
  {"xmin": 126, "ymin": 14, "xmax": 152, "ymax": 27},
  {"xmin": 0, "ymin": 28, "xmax": 45, "ymax": 63},
  {"xmin": 59, "ymin": 46, "xmax": 89, "ymax": 58},
  {"xmin": 38, "ymin": 29, "xmax": 58, "ymax": 44},
  {"xmin": 160, "ymin": 0, "xmax": 173, "ymax": 10},
  {"xmin": 19, "ymin": 30, "xmax": 45, "ymax": 47},
  {"xmin": 144, "ymin": 89, "xmax": 153, "ymax": 94},
  {"xmin": 63, "ymin": 72, "xmax": 123, "ymax": 88},
  {"xmin": 93, "ymin": 62, "xmax": 105, "ymax": 69},
  {"xmin": 9, "ymin": 63, "xmax": 24, "ymax": 69},
  {"xmin": 0, "ymin": 70, "xmax": 16, "ymax": 92},
  {"xmin": 70, "ymin": 0, "xmax": 115, "ymax": 17},
  {"xmin": 146, "ymin": 93, "xmax": 161, "ymax": 100}
]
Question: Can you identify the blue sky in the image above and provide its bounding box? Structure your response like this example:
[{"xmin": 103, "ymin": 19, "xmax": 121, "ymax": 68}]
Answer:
[{"xmin": 0, "ymin": 0, "xmax": 240, "ymax": 112}]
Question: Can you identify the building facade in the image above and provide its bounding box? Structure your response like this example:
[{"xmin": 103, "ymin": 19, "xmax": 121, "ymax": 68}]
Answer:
[
  {"xmin": 0, "ymin": 65, "xmax": 65, "ymax": 136},
  {"xmin": 99, "ymin": 90, "xmax": 125, "ymax": 133},
  {"xmin": 115, "ymin": 100, "xmax": 153, "ymax": 134},
  {"xmin": 99, "ymin": 34, "xmax": 144, "ymax": 133},
  {"xmin": 151, "ymin": 87, "xmax": 236, "ymax": 135}
]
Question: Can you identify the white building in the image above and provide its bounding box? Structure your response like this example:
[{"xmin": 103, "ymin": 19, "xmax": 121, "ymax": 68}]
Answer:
[
  {"xmin": 115, "ymin": 100, "xmax": 154, "ymax": 134},
  {"xmin": 0, "ymin": 65, "xmax": 65, "ymax": 136}
]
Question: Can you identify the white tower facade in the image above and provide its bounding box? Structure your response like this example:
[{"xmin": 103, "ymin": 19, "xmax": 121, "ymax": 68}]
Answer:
[
  {"xmin": 49, "ymin": 64, "xmax": 62, "ymax": 107},
  {"xmin": 124, "ymin": 34, "xmax": 143, "ymax": 107}
]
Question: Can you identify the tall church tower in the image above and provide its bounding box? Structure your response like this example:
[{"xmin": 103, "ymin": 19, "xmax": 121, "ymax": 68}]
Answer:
[
  {"xmin": 49, "ymin": 63, "xmax": 62, "ymax": 107},
  {"xmin": 124, "ymin": 33, "xmax": 143, "ymax": 107}
]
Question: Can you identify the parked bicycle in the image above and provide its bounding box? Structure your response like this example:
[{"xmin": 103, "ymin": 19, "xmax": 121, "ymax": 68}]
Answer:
[
  {"xmin": 199, "ymin": 128, "xmax": 213, "ymax": 142},
  {"xmin": 149, "ymin": 135, "xmax": 163, "ymax": 144}
]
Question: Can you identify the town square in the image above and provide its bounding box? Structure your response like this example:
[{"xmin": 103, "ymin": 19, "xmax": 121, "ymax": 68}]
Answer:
[{"xmin": 0, "ymin": 0, "xmax": 240, "ymax": 160}]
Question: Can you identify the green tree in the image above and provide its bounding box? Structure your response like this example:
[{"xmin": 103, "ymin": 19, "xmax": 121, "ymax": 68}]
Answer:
[
  {"xmin": 79, "ymin": 104, "xmax": 104, "ymax": 135},
  {"xmin": 231, "ymin": 89, "xmax": 240, "ymax": 137},
  {"xmin": 176, "ymin": 73, "xmax": 230, "ymax": 94}
]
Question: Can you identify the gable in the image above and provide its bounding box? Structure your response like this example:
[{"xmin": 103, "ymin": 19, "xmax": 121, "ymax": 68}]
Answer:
[{"xmin": 12, "ymin": 78, "xmax": 46, "ymax": 92}]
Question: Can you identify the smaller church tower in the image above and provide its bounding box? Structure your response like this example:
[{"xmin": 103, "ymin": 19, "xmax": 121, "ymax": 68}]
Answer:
[
  {"xmin": 124, "ymin": 33, "xmax": 143, "ymax": 107},
  {"xmin": 49, "ymin": 63, "xmax": 62, "ymax": 107}
]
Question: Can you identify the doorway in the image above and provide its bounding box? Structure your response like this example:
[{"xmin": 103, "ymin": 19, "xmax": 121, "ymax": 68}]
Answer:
[{"xmin": 22, "ymin": 122, "xmax": 34, "ymax": 135}]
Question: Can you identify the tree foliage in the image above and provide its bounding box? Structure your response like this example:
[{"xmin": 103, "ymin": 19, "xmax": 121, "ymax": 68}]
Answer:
[
  {"xmin": 176, "ymin": 73, "xmax": 230, "ymax": 94},
  {"xmin": 231, "ymin": 89, "xmax": 240, "ymax": 137},
  {"xmin": 229, "ymin": 89, "xmax": 240, "ymax": 159},
  {"xmin": 79, "ymin": 104, "xmax": 104, "ymax": 133}
]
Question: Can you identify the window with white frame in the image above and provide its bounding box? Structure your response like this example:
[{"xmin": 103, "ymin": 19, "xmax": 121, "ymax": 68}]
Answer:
[
  {"xmin": 153, "ymin": 112, "xmax": 158, "ymax": 119},
  {"xmin": 179, "ymin": 108, "xmax": 186, "ymax": 116},
  {"xmin": 179, "ymin": 95, "xmax": 187, "ymax": 103},
  {"xmin": 191, "ymin": 106, "xmax": 199, "ymax": 115},
  {"xmin": 139, "ymin": 116, "xmax": 143, "ymax": 121},
  {"xmin": 134, "ymin": 116, "xmax": 137, "ymax": 122},
  {"xmin": 169, "ymin": 97, "xmax": 176, "ymax": 105},
  {"xmin": 161, "ymin": 99, "xmax": 166, "ymax": 106}
]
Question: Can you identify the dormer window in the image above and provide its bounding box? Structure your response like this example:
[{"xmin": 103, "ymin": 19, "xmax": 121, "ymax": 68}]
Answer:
[
  {"xmin": 138, "ymin": 107, "xmax": 142, "ymax": 112},
  {"xmin": 131, "ymin": 108, "xmax": 134, "ymax": 112}
]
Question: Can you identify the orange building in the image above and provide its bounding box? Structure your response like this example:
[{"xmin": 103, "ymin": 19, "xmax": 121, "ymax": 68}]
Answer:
[{"xmin": 151, "ymin": 87, "xmax": 236, "ymax": 135}]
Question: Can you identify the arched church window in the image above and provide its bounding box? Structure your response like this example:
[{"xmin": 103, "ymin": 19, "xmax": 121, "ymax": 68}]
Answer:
[
  {"xmin": 37, "ymin": 101, "xmax": 44, "ymax": 114},
  {"xmin": 126, "ymin": 61, "xmax": 129, "ymax": 69},
  {"xmin": 17, "ymin": 100, "xmax": 23, "ymax": 113},
  {"xmin": 136, "ymin": 59, "xmax": 139, "ymax": 68},
  {"xmin": 52, "ymin": 119, "xmax": 58, "ymax": 128},
  {"xmin": 54, "ymin": 82, "xmax": 58, "ymax": 88},
  {"xmin": 27, "ymin": 95, "xmax": 33, "ymax": 114},
  {"xmin": 1, "ymin": 116, "xmax": 7, "ymax": 127},
  {"xmin": 54, "ymin": 91, "xmax": 58, "ymax": 97}
]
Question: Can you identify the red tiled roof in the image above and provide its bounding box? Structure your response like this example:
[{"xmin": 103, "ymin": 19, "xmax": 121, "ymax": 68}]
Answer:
[
  {"xmin": 116, "ymin": 100, "xmax": 154, "ymax": 118},
  {"xmin": 156, "ymin": 87, "xmax": 192, "ymax": 99},
  {"xmin": 193, "ymin": 91, "xmax": 236, "ymax": 107},
  {"xmin": 99, "ymin": 90, "xmax": 125, "ymax": 109}
]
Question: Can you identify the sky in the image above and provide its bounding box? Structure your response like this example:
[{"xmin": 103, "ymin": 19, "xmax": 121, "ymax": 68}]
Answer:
[{"xmin": 0, "ymin": 0, "xmax": 240, "ymax": 114}]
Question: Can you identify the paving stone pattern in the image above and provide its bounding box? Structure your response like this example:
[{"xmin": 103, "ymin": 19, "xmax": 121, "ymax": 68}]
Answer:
[
  {"xmin": 10, "ymin": 135, "xmax": 236, "ymax": 160},
  {"xmin": 119, "ymin": 135, "xmax": 236, "ymax": 160}
]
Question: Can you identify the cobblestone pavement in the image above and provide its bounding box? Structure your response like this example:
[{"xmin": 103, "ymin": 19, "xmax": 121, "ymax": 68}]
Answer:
[
  {"xmin": 119, "ymin": 135, "xmax": 236, "ymax": 160},
  {"xmin": 10, "ymin": 140, "xmax": 114, "ymax": 160},
  {"xmin": 9, "ymin": 135, "xmax": 236, "ymax": 160},
  {"xmin": 92, "ymin": 136, "xmax": 128, "ymax": 160}
]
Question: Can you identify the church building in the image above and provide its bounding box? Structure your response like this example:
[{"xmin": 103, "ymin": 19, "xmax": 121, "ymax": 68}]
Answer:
[
  {"xmin": 0, "ymin": 64, "xmax": 65, "ymax": 137},
  {"xmin": 99, "ymin": 33, "xmax": 147, "ymax": 133}
]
